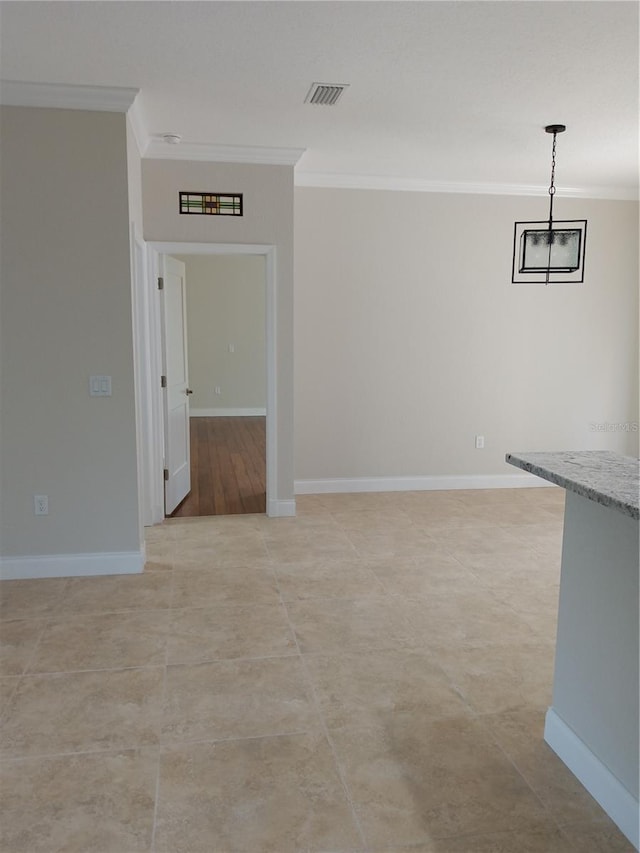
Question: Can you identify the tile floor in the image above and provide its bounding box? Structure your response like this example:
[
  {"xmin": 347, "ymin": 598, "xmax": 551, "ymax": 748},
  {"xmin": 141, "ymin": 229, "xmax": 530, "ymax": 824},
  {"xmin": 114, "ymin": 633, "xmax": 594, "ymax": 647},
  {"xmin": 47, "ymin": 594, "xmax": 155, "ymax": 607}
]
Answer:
[{"xmin": 0, "ymin": 488, "xmax": 635, "ymax": 852}]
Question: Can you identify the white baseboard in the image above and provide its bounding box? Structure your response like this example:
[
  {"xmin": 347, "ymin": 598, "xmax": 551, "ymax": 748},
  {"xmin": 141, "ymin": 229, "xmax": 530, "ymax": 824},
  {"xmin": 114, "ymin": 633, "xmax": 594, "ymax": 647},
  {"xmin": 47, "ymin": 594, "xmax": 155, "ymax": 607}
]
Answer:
[
  {"xmin": 545, "ymin": 708, "xmax": 639, "ymax": 850},
  {"xmin": 0, "ymin": 550, "xmax": 145, "ymax": 580},
  {"xmin": 267, "ymin": 498, "xmax": 296, "ymax": 517},
  {"xmin": 294, "ymin": 473, "xmax": 553, "ymax": 495},
  {"xmin": 190, "ymin": 408, "xmax": 266, "ymax": 417}
]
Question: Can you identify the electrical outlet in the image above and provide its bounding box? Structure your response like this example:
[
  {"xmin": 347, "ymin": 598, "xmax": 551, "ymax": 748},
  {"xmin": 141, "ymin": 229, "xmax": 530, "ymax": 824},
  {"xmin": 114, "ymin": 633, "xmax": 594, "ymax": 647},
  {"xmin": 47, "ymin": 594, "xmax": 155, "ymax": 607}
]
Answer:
[
  {"xmin": 34, "ymin": 495, "xmax": 48, "ymax": 516},
  {"xmin": 214, "ymin": 386, "xmax": 221, "ymax": 395},
  {"xmin": 475, "ymin": 435, "xmax": 485, "ymax": 450}
]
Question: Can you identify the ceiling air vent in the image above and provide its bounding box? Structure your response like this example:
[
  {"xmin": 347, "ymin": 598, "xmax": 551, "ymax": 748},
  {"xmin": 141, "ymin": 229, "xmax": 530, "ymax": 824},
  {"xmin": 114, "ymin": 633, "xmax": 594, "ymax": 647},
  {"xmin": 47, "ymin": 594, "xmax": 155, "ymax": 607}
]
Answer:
[{"xmin": 304, "ymin": 83, "xmax": 349, "ymax": 106}]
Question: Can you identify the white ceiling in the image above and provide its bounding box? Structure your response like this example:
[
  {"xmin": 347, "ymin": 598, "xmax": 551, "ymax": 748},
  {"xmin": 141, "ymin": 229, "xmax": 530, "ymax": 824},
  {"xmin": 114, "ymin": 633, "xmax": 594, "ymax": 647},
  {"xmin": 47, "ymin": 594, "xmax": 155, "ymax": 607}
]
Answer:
[{"xmin": 1, "ymin": 1, "xmax": 638, "ymax": 197}]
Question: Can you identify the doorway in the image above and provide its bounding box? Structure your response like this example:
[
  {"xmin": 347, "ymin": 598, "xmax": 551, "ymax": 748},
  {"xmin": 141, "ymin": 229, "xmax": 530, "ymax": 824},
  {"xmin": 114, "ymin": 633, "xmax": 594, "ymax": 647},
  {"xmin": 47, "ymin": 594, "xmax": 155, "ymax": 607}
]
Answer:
[
  {"xmin": 168, "ymin": 252, "xmax": 267, "ymax": 517},
  {"xmin": 141, "ymin": 242, "xmax": 278, "ymax": 524}
]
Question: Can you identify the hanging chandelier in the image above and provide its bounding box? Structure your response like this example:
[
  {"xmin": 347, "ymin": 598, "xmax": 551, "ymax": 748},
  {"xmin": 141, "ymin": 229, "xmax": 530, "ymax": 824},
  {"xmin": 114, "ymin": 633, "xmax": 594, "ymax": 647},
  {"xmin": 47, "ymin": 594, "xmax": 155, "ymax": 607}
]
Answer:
[{"xmin": 512, "ymin": 124, "xmax": 587, "ymax": 285}]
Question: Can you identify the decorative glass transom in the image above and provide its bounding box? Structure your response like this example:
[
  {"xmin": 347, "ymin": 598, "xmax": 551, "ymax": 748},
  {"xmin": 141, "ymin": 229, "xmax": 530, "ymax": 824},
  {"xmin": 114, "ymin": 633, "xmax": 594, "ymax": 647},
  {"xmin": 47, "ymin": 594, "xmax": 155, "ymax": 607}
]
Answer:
[{"xmin": 179, "ymin": 192, "xmax": 243, "ymax": 216}]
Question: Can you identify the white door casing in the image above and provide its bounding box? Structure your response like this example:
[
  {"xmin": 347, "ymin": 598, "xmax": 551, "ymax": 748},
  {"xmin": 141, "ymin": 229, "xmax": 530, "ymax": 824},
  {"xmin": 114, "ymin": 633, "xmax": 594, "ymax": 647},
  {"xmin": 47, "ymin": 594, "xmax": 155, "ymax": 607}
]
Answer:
[
  {"xmin": 161, "ymin": 255, "xmax": 191, "ymax": 514},
  {"xmin": 144, "ymin": 242, "xmax": 289, "ymax": 519}
]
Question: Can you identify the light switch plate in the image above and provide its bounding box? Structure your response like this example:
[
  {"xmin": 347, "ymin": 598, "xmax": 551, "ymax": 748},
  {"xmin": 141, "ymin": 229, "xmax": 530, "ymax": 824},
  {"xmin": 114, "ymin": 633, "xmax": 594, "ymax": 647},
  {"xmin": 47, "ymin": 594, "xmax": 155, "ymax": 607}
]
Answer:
[{"xmin": 89, "ymin": 375, "xmax": 112, "ymax": 396}]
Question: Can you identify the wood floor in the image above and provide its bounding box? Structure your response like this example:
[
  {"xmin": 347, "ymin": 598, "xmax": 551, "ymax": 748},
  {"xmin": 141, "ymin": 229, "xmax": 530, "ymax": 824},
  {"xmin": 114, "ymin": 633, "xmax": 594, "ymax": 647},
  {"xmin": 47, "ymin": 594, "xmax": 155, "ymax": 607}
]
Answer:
[{"xmin": 170, "ymin": 416, "xmax": 266, "ymax": 517}]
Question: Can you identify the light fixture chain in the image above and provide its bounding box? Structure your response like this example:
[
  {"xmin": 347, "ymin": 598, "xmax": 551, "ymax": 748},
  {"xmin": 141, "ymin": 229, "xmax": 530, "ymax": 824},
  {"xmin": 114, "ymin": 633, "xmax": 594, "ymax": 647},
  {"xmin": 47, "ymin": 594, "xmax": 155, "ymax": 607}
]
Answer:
[
  {"xmin": 546, "ymin": 130, "xmax": 558, "ymax": 284},
  {"xmin": 549, "ymin": 131, "xmax": 557, "ymax": 198}
]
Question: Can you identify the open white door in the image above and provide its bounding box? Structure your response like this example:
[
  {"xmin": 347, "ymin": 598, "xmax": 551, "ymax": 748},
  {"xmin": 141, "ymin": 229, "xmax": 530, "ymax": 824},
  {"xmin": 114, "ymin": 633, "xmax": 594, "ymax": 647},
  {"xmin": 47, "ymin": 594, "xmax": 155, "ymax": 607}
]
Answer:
[{"xmin": 161, "ymin": 255, "xmax": 191, "ymax": 514}]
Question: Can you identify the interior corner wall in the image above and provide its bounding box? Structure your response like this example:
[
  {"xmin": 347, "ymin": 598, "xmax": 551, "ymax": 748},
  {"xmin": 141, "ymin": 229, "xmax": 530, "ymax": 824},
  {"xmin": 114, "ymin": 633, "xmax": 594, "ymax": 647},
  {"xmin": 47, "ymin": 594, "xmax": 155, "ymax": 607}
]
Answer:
[
  {"xmin": 0, "ymin": 106, "xmax": 141, "ymax": 563},
  {"xmin": 294, "ymin": 187, "xmax": 639, "ymax": 484},
  {"xmin": 141, "ymin": 159, "xmax": 294, "ymax": 503},
  {"xmin": 174, "ymin": 254, "xmax": 266, "ymax": 414}
]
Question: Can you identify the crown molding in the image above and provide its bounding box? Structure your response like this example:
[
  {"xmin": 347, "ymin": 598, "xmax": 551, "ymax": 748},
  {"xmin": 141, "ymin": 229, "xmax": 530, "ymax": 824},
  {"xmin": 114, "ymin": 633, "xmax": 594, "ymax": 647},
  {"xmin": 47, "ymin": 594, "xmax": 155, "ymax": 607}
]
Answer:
[
  {"xmin": 0, "ymin": 80, "xmax": 139, "ymax": 112},
  {"xmin": 294, "ymin": 171, "xmax": 638, "ymax": 201},
  {"xmin": 144, "ymin": 140, "xmax": 305, "ymax": 166}
]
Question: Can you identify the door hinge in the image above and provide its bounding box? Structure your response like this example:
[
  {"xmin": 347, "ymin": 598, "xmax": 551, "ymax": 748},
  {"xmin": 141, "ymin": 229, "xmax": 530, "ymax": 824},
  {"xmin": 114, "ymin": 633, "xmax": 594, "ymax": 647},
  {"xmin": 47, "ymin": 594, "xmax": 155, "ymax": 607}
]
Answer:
[
  {"xmin": 164, "ymin": 468, "xmax": 169, "ymax": 481},
  {"xmin": 161, "ymin": 375, "xmax": 167, "ymax": 388},
  {"xmin": 157, "ymin": 277, "xmax": 164, "ymax": 290}
]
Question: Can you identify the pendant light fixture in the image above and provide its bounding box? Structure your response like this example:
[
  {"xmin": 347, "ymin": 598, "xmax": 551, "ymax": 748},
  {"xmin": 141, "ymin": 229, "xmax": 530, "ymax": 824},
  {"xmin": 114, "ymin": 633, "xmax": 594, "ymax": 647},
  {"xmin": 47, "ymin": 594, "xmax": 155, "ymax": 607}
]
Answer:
[{"xmin": 512, "ymin": 124, "xmax": 587, "ymax": 284}]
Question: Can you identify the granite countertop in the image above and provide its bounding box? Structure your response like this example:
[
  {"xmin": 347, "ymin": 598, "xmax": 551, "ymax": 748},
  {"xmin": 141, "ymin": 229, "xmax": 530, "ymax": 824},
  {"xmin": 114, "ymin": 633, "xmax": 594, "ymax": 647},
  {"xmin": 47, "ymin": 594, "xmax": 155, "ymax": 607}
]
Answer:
[{"xmin": 506, "ymin": 450, "xmax": 639, "ymax": 520}]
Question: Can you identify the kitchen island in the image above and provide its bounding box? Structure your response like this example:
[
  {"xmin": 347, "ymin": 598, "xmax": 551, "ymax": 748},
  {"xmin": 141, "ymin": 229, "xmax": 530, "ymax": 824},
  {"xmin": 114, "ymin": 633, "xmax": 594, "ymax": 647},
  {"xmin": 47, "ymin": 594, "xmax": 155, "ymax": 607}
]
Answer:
[{"xmin": 506, "ymin": 450, "xmax": 639, "ymax": 849}]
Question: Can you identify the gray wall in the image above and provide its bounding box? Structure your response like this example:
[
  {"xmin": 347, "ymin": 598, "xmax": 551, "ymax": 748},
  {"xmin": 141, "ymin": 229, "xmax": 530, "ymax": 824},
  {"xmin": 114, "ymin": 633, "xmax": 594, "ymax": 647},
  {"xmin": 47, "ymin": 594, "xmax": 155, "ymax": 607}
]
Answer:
[
  {"xmin": 294, "ymin": 188, "xmax": 639, "ymax": 483},
  {"xmin": 0, "ymin": 106, "xmax": 140, "ymax": 557}
]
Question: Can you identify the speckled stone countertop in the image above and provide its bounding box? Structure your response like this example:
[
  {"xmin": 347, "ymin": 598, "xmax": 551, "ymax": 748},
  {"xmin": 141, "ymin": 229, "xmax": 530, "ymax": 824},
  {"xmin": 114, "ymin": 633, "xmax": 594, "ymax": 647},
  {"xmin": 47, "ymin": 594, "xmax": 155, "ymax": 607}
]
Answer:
[{"xmin": 506, "ymin": 450, "xmax": 639, "ymax": 520}]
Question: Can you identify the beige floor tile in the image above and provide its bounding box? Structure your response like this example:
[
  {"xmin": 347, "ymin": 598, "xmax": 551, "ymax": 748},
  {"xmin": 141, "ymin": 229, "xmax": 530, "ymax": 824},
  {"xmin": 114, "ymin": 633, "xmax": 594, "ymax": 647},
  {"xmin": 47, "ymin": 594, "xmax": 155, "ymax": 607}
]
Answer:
[
  {"xmin": 171, "ymin": 565, "xmax": 280, "ymax": 607},
  {"xmin": 304, "ymin": 649, "xmax": 472, "ymax": 733},
  {"xmin": 144, "ymin": 557, "xmax": 174, "ymax": 572},
  {"xmin": 309, "ymin": 492, "xmax": 400, "ymax": 512},
  {"xmin": 56, "ymin": 571, "xmax": 173, "ymax": 615},
  {"xmin": 441, "ymin": 830, "xmax": 572, "ymax": 853},
  {"xmin": 0, "ymin": 676, "xmax": 21, "ymax": 717},
  {"xmin": 173, "ymin": 546, "xmax": 273, "ymax": 572},
  {"xmin": 0, "ymin": 667, "xmax": 163, "ymax": 757},
  {"xmin": 480, "ymin": 707, "xmax": 618, "ymax": 825},
  {"xmin": 294, "ymin": 494, "xmax": 335, "ymax": 515},
  {"xmin": 265, "ymin": 531, "xmax": 358, "ymax": 563},
  {"xmin": 369, "ymin": 554, "xmax": 486, "ymax": 598},
  {"xmin": 171, "ymin": 523, "xmax": 242, "ymax": 544},
  {"xmin": 330, "ymin": 509, "xmax": 417, "ymax": 533},
  {"xmin": 0, "ymin": 618, "xmax": 45, "ymax": 676},
  {"xmin": 456, "ymin": 550, "xmax": 561, "ymax": 585},
  {"xmin": 27, "ymin": 610, "xmax": 170, "ymax": 673},
  {"xmin": 559, "ymin": 819, "xmax": 637, "ymax": 851},
  {"xmin": 145, "ymin": 542, "xmax": 176, "ymax": 567},
  {"xmin": 3, "ymin": 489, "xmax": 622, "ymax": 852},
  {"xmin": 378, "ymin": 826, "xmax": 575, "ymax": 851},
  {"xmin": 492, "ymin": 499, "xmax": 565, "ymax": 523},
  {"xmin": 531, "ymin": 541, "xmax": 565, "ymax": 562},
  {"xmin": 402, "ymin": 591, "xmax": 539, "ymax": 650},
  {"xmin": 170, "ymin": 514, "xmax": 265, "ymax": 538},
  {"xmin": 271, "ymin": 513, "xmax": 344, "ymax": 532},
  {"xmin": 275, "ymin": 558, "xmax": 387, "ymax": 600},
  {"xmin": 331, "ymin": 716, "xmax": 551, "ymax": 847},
  {"xmin": 0, "ymin": 578, "xmax": 69, "ymax": 621},
  {"xmin": 390, "ymin": 490, "xmax": 467, "ymax": 511},
  {"xmin": 346, "ymin": 529, "xmax": 444, "ymax": 559},
  {"xmin": 162, "ymin": 656, "xmax": 319, "ymax": 742},
  {"xmin": 173, "ymin": 539, "xmax": 272, "ymax": 569},
  {"xmin": 286, "ymin": 596, "xmax": 417, "ymax": 654},
  {"xmin": 167, "ymin": 602, "xmax": 297, "ymax": 663},
  {"xmin": 144, "ymin": 521, "xmax": 175, "ymax": 541},
  {"xmin": 428, "ymin": 525, "xmax": 529, "ymax": 555},
  {"xmin": 154, "ymin": 733, "xmax": 363, "ymax": 852},
  {"xmin": 435, "ymin": 643, "xmax": 555, "ymax": 714},
  {"xmin": 454, "ymin": 488, "xmax": 534, "ymax": 505},
  {"xmin": 487, "ymin": 584, "xmax": 560, "ymax": 642},
  {"xmin": 511, "ymin": 522, "xmax": 565, "ymax": 548},
  {"xmin": 402, "ymin": 504, "xmax": 497, "ymax": 530},
  {"xmin": 0, "ymin": 748, "xmax": 157, "ymax": 852}
]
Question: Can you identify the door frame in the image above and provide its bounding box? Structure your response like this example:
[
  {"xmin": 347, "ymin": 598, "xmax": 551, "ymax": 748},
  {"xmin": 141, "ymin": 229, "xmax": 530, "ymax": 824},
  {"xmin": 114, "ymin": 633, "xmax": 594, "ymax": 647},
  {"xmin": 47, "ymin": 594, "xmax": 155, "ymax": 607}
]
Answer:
[
  {"xmin": 145, "ymin": 241, "xmax": 277, "ymax": 522},
  {"xmin": 160, "ymin": 255, "xmax": 191, "ymax": 515}
]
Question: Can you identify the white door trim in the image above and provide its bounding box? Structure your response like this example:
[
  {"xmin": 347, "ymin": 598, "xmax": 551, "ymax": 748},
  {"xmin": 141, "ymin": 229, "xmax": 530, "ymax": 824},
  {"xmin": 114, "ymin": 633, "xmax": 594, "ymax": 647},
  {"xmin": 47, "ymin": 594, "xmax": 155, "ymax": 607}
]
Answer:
[
  {"xmin": 143, "ymin": 246, "xmax": 166, "ymax": 525},
  {"xmin": 131, "ymin": 225, "xmax": 165, "ymax": 527},
  {"xmin": 160, "ymin": 255, "xmax": 191, "ymax": 514},
  {"xmin": 145, "ymin": 242, "xmax": 278, "ymax": 519}
]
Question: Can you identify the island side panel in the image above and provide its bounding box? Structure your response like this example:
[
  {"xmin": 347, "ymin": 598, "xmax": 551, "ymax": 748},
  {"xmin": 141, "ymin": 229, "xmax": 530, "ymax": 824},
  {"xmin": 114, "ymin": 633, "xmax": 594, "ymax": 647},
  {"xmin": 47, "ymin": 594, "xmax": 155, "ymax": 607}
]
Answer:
[{"xmin": 549, "ymin": 490, "xmax": 639, "ymax": 801}]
